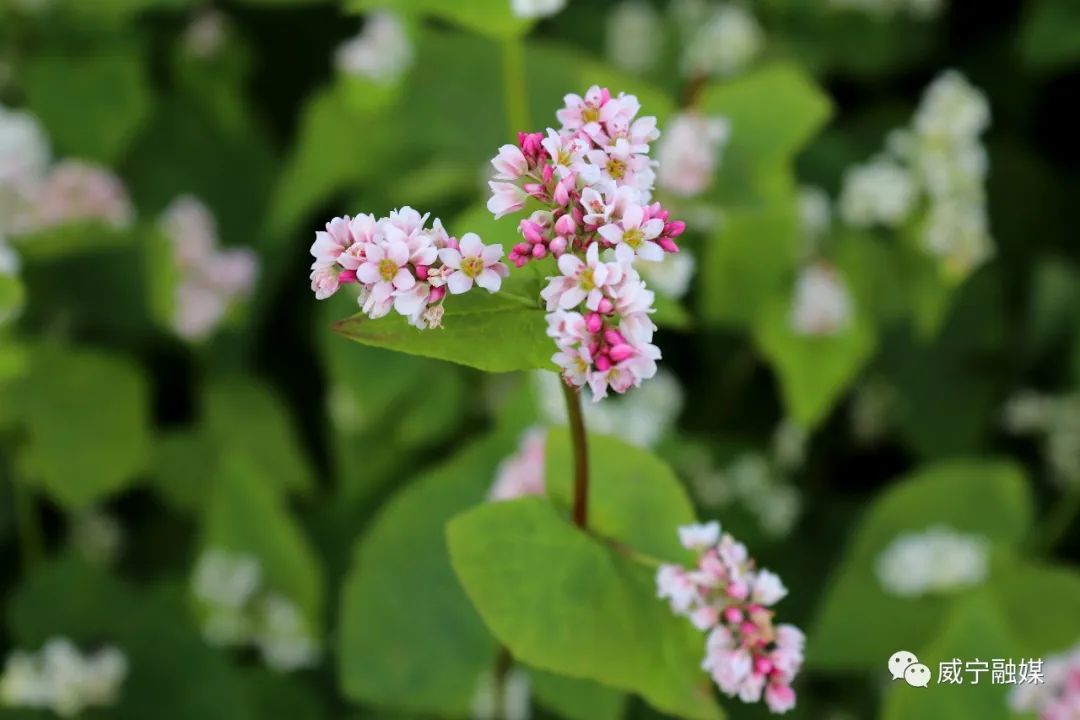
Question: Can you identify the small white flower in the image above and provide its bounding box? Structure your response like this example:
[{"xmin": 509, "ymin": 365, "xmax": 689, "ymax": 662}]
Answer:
[
  {"xmin": 678, "ymin": 521, "xmax": 721, "ymax": 551},
  {"xmin": 637, "ymin": 250, "xmax": 696, "ymax": 300},
  {"xmin": 875, "ymin": 526, "xmax": 989, "ymax": 597},
  {"xmin": 606, "ymin": 1, "xmax": 662, "ymax": 75},
  {"xmin": 192, "ymin": 549, "xmax": 262, "ymax": 611},
  {"xmin": 656, "ymin": 112, "xmax": 730, "ymax": 197},
  {"xmin": 682, "ymin": 4, "xmax": 764, "ymax": 78},
  {"xmin": 253, "ymin": 595, "xmax": 320, "ymax": 672},
  {"xmin": 0, "ymin": 104, "xmax": 50, "ymax": 220},
  {"xmin": 838, "ymin": 156, "xmax": 918, "ymax": 228},
  {"xmin": 790, "ymin": 263, "xmax": 853, "ymax": 337},
  {"xmin": 181, "ymin": 9, "xmax": 228, "ymax": 60},
  {"xmin": 1, "ymin": 639, "xmax": 127, "ymax": 717},
  {"xmin": 438, "ymin": 233, "xmax": 507, "ymax": 294},
  {"xmin": 510, "ymin": 0, "xmax": 566, "ymax": 20},
  {"xmin": 914, "ymin": 70, "xmax": 991, "ymax": 143},
  {"xmin": 69, "ymin": 509, "xmax": 123, "ymax": 566},
  {"xmin": 334, "ymin": 11, "xmax": 413, "ymax": 84}
]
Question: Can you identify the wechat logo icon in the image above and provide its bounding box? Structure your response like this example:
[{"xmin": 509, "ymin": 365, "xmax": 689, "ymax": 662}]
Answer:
[{"xmin": 889, "ymin": 651, "xmax": 931, "ymax": 687}]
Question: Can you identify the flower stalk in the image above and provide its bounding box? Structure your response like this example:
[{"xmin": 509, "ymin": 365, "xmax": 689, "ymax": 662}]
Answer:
[{"xmin": 561, "ymin": 381, "xmax": 589, "ymax": 528}]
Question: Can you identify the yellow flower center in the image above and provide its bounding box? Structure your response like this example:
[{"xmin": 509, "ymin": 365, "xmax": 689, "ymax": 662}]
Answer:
[
  {"xmin": 461, "ymin": 256, "xmax": 484, "ymax": 278},
  {"xmin": 607, "ymin": 158, "xmax": 626, "ymax": 179},
  {"xmin": 379, "ymin": 258, "xmax": 398, "ymax": 282},
  {"xmin": 580, "ymin": 268, "xmax": 596, "ymax": 291},
  {"xmin": 583, "ymin": 106, "xmax": 600, "ymax": 124},
  {"xmin": 622, "ymin": 228, "xmax": 643, "ymax": 248}
]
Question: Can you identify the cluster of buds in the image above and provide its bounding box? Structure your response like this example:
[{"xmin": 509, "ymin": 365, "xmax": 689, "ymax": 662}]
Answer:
[
  {"xmin": 309, "ymin": 207, "xmax": 507, "ymax": 330},
  {"xmin": 656, "ymin": 522, "xmax": 803, "ymax": 714},
  {"xmin": 488, "ymin": 86, "xmax": 684, "ymax": 399}
]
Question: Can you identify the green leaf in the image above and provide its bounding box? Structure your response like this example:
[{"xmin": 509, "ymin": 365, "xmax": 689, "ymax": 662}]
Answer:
[
  {"xmin": 338, "ymin": 437, "xmax": 512, "ymax": 714},
  {"xmin": 699, "ymin": 203, "xmax": 799, "ymax": 327},
  {"xmin": 545, "ymin": 432, "xmax": 697, "ymax": 560},
  {"xmin": 203, "ymin": 377, "xmax": 315, "ymax": 497},
  {"xmin": 753, "ymin": 296, "xmax": 877, "ymax": 429},
  {"xmin": 202, "ymin": 454, "xmax": 324, "ymax": 626},
  {"xmin": 5, "ymin": 345, "xmax": 150, "ymax": 509},
  {"xmin": 700, "ymin": 64, "xmax": 831, "ymax": 203},
  {"xmin": 347, "ymin": 0, "xmax": 532, "ymax": 40},
  {"xmin": 448, "ymin": 499, "xmax": 722, "ymax": 720},
  {"xmin": 531, "ymin": 670, "xmax": 627, "ymax": 720},
  {"xmin": 149, "ymin": 430, "xmax": 217, "ymax": 513},
  {"xmin": 0, "ymin": 274, "xmax": 25, "ymax": 326},
  {"xmin": 332, "ymin": 286, "xmax": 552, "ymax": 373},
  {"xmin": 988, "ymin": 555, "xmax": 1080, "ymax": 657},
  {"xmin": 809, "ymin": 460, "xmax": 1033, "ymax": 671},
  {"xmin": 24, "ymin": 49, "xmax": 151, "ymax": 163},
  {"xmin": 881, "ymin": 593, "xmax": 1015, "ymax": 720}
]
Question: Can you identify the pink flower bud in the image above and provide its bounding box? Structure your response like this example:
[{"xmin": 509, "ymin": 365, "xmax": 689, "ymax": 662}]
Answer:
[
  {"xmin": 414, "ymin": 265, "xmax": 429, "ymax": 280},
  {"xmin": 666, "ymin": 220, "xmax": 687, "ymax": 237},
  {"xmin": 597, "ymin": 298, "xmax": 614, "ymax": 314},
  {"xmin": 755, "ymin": 657, "xmax": 774, "ymax": 676},
  {"xmin": 549, "ymin": 236, "xmax": 568, "ymax": 256},
  {"xmin": 599, "ymin": 88, "xmax": 612, "ymax": 104},
  {"xmin": 658, "ymin": 238, "xmax": 680, "ymax": 254},
  {"xmin": 428, "ymin": 286, "xmax": 446, "ymax": 303},
  {"xmin": 594, "ymin": 353, "xmax": 612, "ymax": 372},
  {"xmin": 587, "ymin": 340, "xmax": 601, "ymax": 357},
  {"xmin": 445, "ymin": 236, "xmax": 460, "ymax": 250},
  {"xmin": 532, "ymin": 244, "xmax": 548, "ymax": 258},
  {"xmin": 586, "ymin": 312, "xmax": 603, "ymax": 334},
  {"xmin": 728, "ymin": 581, "xmax": 750, "ymax": 601},
  {"xmin": 554, "ymin": 213, "xmax": 576, "ymax": 235},
  {"xmin": 609, "ymin": 343, "xmax": 635, "ymax": 362},
  {"xmin": 514, "ymin": 242, "xmax": 531, "ymax": 256},
  {"xmin": 723, "ymin": 607, "xmax": 744, "ymax": 625},
  {"xmin": 603, "ymin": 329, "xmax": 626, "ymax": 346},
  {"xmin": 338, "ymin": 269, "xmax": 357, "ymax": 284},
  {"xmin": 542, "ymin": 164, "xmax": 554, "ymax": 184},
  {"xmin": 554, "ymin": 179, "xmax": 570, "ymax": 206},
  {"xmin": 521, "ymin": 220, "xmax": 544, "ymax": 245}
]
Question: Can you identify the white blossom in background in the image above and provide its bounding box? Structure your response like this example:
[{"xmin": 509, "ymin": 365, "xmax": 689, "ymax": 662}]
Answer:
[
  {"xmin": 0, "ymin": 639, "xmax": 127, "ymax": 718},
  {"xmin": 681, "ymin": 4, "xmax": 764, "ymax": 78},
  {"xmin": 772, "ymin": 419, "xmax": 807, "ymax": 473},
  {"xmin": 1, "ymin": 104, "xmax": 50, "ymax": 229},
  {"xmin": 790, "ymin": 263, "xmax": 853, "ymax": 337},
  {"xmin": 471, "ymin": 667, "xmax": 532, "ymax": 720},
  {"xmin": 922, "ymin": 197, "xmax": 992, "ymax": 276},
  {"xmin": 913, "ymin": 70, "xmax": 991, "ymax": 142},
  {"xmin": 69, "ymin": 509, "xmax": 123, "ymax": 566},
  {"xmin": 334, "ymin": 11, "xmax": 413, "ymax": 84},
  {"xmin": 688, "ymin": 452, "xmax": 802, "ymax": 539},
  {"xmin": 9, "ymin": 161, "xmax": 134, "ymax": 236},
  {"xmin": 607, "ymin": 2, "xmax": 661, "ymax": 75},
  {"xmin": 160, "ymin": 196, "xmax": 258, "ymax": 341},
  {"xmin": 534, "ymin": 369, "xmax": 684, "ymax": 449},
  {"xmin": 1010, "ymin": 641, "xmax": 1080, "ymax": 719},
  {"xmin": 181, "ymin": 9, "xmax": 228, "ymax": 60},
  {"xmin": 510, "ymin": 0, "xmax": 566, "ymax": 20},
  {"xmin": 638, "ymin": 249, "xmax": 695, "ymax": 299},
  {"xmin": 656, "ymin": 112, "xmax": 730, "ymax": 197},
  {"xmin": 1003, "ymin": 391, "xmax": 1080, "ymax": 487},
  {"xmin": 191, "ymin": 549, "xmax": 320, "ymax": 671},
  {"xmin": 253, "ymin": 595, "xmax": 321, "ymax": 672},
  {"xmin": 489, "ymin": 428, "xmax": 547, "ymax": 501},
  {"xmin": 875, "ymin": 526, "xmax": 989, "ymax": 597},
  {"xmin": 798, "ymin": 185, "xmax": 832, "ymax": 256},
  {"xmin": 828, "ymin": 0, "xmax": 945, "ymax": 20},
  {"xmin": 0, "ymin": 234, "xmax": 19, "ymax": 276},
  {"xmin": 838, "ymin": 157, "xmax": 917, "ymax": 228}
]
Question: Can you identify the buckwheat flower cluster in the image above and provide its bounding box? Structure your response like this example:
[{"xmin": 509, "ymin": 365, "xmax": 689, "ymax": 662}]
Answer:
[
  {"xmin": 160, "ymin": 196, "xmax": 258, "ymax": 341},
  {"xmin": 789, "ymin": 262, "xmax": 854, "ymax": 337},
  {"xmin": 334, "ymin": 11, "xmax": 413, "ymax": 84},
  {"xmin": 0, "ymin": 638, "xmax": 127, "ymax": 718},
  {"xmin": 1003, "ymin": 391, "xmax": 1080, "ymax": 487},
  {"xmin": 9, "ymin": 160, "xmax": 134, "ymax": 236},
  {"xmin": 841, "ymin": 71, "xmax": 992, "ymax": 277},
  {"xmin": 1010, "ymin": 641, "xmax": 1080, "ymax": 720},
  {"xmin": 656, "ymin": 522, "xmax": 804, "ymax": 714},
  {"xmin": 488, "ymin": 87, "xmax": 685, "ymax": 399},
  {"xmin": 656, "ymin": 112, "xmax": 730, "ymax": 197},
  {"xmin": 488, "ymin": 428, "xmax": 547, "ymax": 501},
  {"xmin": 606, "ymin": 1, "xmax": 662, "ymax": 75},
  {"xmin": 309, "ymin": 207, "xmax": 506, "ymax": 330},
  {"xmin": 1, "ymin": 104, "xmax": 50, "ymax": 226},
  {"xmin": 686, "ymin": 449, "xmax": 802, "ymax": 539},
  {"xmin": 676, "ymin": 2, "xmax": 764, "ymax": 78},
  {"xmin": 191, "ymin": 549, "xmax": 320, "ymax": 672},
  {"xmin": 874, "ymin": 525, "xmax": 989, "ymax": 598}
]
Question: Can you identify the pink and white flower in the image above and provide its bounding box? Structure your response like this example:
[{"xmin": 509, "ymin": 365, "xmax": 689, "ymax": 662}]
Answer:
[
  {"xmin": 438, "ymin": 233, "xmax": 507, "ymax": 294},
  {"xmin": 657, "ymin": 523, "xmax": 803, "ymax": 715},
  {"xmin": 488, "ymin": 429, "xmax": 547, "ymax": 501},
  {"xmin": 598, "ymin": 202, "xmax": 665, "ymax": 262},
  {"xmin": 357, "ymin": 237, "xmax": 415, "ymax": 302}
]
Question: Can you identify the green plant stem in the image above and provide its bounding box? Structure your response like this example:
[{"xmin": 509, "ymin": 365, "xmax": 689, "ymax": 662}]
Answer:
[
  {"xmin": 11, "ymin": 476, "xmax": 43, "ymax": 573},
  {"xmin": 501, "ymin": 37, "xmax": 529, "ymax": 139},
  {"xmin": 561, "ymin": 381, "xmax": 590, "ymax": 528},
  {"xmin": 1033, "ymin": 486, "xmax": 1080, "ymax": 555}
]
